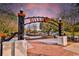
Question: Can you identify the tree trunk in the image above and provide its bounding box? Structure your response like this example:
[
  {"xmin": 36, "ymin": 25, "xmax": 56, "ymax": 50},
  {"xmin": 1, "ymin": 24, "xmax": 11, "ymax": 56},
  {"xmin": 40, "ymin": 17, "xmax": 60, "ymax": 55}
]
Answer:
[{"xmin": 47, "ymin": 28, "xmax": 52, "ymax": 36}]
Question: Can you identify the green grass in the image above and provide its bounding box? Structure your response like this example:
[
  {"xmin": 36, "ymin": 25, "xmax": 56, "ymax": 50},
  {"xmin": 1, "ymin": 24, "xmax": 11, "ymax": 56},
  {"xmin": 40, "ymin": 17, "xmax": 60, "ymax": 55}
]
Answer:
[{"xmin": 65, "ymin": 32, "xmax": 79, "ymax": 36}]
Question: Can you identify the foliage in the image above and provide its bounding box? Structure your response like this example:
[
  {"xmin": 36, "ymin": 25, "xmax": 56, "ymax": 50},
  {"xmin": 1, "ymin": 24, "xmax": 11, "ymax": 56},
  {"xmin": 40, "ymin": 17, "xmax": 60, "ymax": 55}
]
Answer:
[
  {"xmin": 0, "ymin": 8, "xmax": 17, "ymax": 35},
  {"xmin": 59, "ymin": 4, "xmax": 79, "ymax": 39},
  {"xmin": 41, "ymin": 18, "xmax": 58, "ymax": 36}
]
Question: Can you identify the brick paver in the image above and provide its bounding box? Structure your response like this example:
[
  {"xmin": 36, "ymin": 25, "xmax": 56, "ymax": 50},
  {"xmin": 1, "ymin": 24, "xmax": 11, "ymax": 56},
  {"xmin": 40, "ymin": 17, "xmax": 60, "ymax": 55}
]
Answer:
[{"xmin": 27, "ymin": 41, "xmax": 79, "ymax": 56}]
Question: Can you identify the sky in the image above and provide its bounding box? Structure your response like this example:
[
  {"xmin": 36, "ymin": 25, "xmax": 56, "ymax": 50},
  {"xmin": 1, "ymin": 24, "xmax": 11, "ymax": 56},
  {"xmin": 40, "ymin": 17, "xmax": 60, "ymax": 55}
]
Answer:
[
  {"xmin": 0, "ymin": 3, "xmax": 64, "ymax": 18},
  {"xmin": 0, "ymin": 3, "xmax": 73, "ymax": 30},
  {"xmin": 0, "ymin": 3, "xmax": 74, "ymax": 19}
]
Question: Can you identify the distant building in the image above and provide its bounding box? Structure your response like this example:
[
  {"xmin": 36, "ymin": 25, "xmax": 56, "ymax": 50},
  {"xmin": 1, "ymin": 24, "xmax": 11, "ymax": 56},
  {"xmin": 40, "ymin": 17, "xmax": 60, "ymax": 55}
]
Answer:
[{"xmin": 25, "ymin": 22, "xmax": 41, "ymax": 31}]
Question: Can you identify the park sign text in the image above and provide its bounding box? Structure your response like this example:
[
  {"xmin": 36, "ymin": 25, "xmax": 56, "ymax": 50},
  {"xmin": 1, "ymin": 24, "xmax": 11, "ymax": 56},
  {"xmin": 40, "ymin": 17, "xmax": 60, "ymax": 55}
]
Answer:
[
  {"xmin": 30, "ymin": 17, "xmax": 48, "ymax": 23},
  {"xmin": 25, "ymin": 16, "xmax": 49, "ymax": 24}
]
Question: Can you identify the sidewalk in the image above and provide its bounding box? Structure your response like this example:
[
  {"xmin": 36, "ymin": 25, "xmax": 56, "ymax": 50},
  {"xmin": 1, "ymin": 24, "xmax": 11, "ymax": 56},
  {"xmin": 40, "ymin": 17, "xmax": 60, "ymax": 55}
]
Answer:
[
  {"xmin": 27, "ymin": 41, "xmax": 79, "ymax": 56},
  {"xmin": 64, "ymin": 42, "xmax": 79, "ymax": 54}
]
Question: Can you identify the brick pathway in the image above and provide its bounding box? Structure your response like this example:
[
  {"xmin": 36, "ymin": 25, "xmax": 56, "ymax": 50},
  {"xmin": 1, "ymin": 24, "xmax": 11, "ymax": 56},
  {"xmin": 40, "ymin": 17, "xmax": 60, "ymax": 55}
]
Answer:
[{"xmin": 27, "ymin": 41, "xmax": 79, "ymax": 56}]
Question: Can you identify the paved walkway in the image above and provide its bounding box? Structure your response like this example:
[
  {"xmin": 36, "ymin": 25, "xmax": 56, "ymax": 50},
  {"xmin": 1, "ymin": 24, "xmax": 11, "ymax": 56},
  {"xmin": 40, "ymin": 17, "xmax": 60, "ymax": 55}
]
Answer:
[
  {"xmin": 29, "ymin": 39, "xmax": 57, "ymax": 44},
  {"xmin": 27, "ymin": 41, "xmax": 79, "ymax": 56},
  {"xmin": 64, "ymin": 42, "xmax": 79, "ymax": 54}
]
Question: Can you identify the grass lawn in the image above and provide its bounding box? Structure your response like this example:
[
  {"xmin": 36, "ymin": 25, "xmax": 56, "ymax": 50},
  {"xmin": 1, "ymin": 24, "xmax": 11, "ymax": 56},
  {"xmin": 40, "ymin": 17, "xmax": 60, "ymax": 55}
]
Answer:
[{"xmin": 65, "ymin": 32, "xmax": 79, "ymax": 36}]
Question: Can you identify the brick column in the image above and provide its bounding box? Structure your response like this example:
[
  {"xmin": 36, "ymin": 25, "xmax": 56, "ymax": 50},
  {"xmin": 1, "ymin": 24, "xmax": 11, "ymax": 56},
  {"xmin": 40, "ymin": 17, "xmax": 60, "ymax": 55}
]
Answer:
[{"xmin": 18, "ymin": 10, "xmax": 25, "ymax": 40}]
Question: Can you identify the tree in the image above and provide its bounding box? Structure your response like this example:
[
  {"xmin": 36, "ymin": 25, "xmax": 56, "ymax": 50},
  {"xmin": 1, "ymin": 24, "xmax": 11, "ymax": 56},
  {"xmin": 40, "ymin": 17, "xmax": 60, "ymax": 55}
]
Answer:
[
  {"xmin": 41, "ymin": 18, "xmax": 58, "ymax": 36},
  {"xmin": 59, "ymin": 3, "xmax": 79, "ymax": 41},
  {"xmin": 0, "ymin": 8, "xmax": 17, "ymax": 35}
]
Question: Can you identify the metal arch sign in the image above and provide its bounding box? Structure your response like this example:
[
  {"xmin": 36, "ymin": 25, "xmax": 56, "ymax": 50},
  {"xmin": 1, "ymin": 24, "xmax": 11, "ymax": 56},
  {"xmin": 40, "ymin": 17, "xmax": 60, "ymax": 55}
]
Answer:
[{"xmin": 24, "ymin": 16, "xmax": 49, "ymax": 24}]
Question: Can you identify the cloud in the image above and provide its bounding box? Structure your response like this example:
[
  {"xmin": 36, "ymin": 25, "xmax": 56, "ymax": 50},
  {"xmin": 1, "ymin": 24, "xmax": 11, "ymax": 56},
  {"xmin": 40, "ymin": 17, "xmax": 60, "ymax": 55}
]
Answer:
[
  {"xmin": 4, "ymin": 3, "xmax": 61, "ymax": 18},
  {"xmin": 25, "ymin": 3, "xmax": 61, "ymax": 18}
]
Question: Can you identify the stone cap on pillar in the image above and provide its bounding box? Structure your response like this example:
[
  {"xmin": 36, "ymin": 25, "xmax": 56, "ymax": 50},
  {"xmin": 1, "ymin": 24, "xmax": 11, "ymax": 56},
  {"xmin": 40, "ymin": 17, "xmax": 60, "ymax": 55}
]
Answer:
[{"xmin": 18, "ymin": 10, "xmax": 26, "ymax": 17}]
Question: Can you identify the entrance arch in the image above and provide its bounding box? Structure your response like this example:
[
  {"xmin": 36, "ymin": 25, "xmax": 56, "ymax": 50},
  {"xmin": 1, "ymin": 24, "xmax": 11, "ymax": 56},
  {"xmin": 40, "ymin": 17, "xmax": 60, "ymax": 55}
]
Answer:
[
  {"xmin": 17, "ymin": 10, "xmax": 63, "ymax": 40},
  {"xmin": 24, "ymin": 16, "xmax": 59, "ymax": 36}
]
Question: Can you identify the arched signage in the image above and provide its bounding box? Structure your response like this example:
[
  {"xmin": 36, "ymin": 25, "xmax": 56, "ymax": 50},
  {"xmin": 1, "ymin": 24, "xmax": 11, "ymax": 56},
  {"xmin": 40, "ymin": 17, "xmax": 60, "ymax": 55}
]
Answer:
[{"xmin": 25, "ymin": 17, "xmax": 49, "ymax": 24}]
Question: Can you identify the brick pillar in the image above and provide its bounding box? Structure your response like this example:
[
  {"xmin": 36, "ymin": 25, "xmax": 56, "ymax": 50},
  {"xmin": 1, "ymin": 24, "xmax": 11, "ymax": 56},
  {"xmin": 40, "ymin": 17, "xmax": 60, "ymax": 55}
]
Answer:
[
  {"xmin": 18, "ymin": 10, "xmax": 25, "ymax": 40},
  {"xmin": 58, "ymin": 20, "xmax": 62, "ymax": 36}
]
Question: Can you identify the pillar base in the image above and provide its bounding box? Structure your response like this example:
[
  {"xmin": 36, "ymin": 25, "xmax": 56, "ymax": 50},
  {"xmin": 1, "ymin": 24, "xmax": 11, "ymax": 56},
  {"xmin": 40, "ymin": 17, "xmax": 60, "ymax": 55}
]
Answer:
[{"xmin": 57, "ymin": 36, "xmax": 67, "ymax": 46}]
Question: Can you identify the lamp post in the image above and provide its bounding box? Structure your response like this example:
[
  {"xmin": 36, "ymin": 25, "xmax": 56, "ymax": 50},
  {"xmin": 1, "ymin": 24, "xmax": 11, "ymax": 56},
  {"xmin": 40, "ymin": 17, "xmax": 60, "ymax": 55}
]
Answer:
[{"xmin": 58, "ymin": 17, "xmax": 62, "ymax": 36}]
